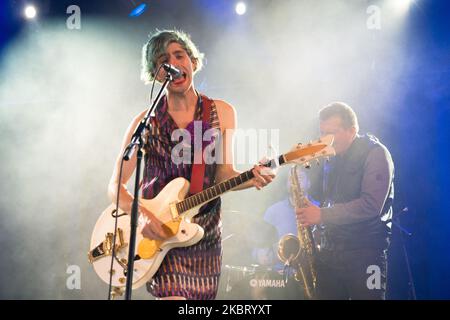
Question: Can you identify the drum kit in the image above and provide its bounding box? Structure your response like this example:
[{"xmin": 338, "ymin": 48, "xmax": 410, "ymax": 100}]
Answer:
[
  {"xmin": 218, "ymin": 210, "xmax": 305, "ymax": 300},
  {"xmin": 219, "ymin": 264, "xmax": 305, "ymax": 300}
]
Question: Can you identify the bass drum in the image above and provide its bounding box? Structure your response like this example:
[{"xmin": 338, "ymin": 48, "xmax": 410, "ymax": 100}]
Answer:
[{"xmin": 219, "ymin": 265, "xmax": 305, "ymax": 300}]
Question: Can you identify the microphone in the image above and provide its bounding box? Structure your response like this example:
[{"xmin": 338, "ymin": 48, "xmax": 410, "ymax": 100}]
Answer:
[{"xmin": 162, "ymin": 63, "xmax": 183, "ymax": 80}]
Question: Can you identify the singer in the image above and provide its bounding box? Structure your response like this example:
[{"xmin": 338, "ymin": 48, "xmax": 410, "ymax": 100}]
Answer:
[{"xmin": 107, "ymin": 29, "xmax": 275, "ymax": 300}]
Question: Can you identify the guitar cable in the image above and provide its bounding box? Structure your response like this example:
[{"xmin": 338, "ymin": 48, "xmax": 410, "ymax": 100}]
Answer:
[
  {"xmin": 107, "ymin": 144, "xmax": 132, "ymax": 300},
  {"xmin": 107, "ymin": 64, "xmax": 163, "ymax": 299}
]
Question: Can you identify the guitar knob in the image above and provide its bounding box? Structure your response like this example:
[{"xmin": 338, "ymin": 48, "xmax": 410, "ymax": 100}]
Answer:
[{"xmin": 110, "ymin": 287, "xmax": 124, "ymax": 299}]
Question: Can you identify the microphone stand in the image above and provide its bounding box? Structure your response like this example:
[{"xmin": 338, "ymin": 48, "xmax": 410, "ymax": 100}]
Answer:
[
  {"xmin": 389, "ymin": 207, "xmax": 417, "ymax": 300},
  {"xmin": 122, "ymin": 73, "xmax": 173, "ymax": 300}
]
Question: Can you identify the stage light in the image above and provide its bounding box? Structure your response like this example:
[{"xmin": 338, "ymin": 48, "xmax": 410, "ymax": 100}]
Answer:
[
  {"xmin": 390, "ymin": 0, "xmax": 413, "ymax": 14},
  {"xmin": 24, "ymin": 5, "xmax": 37, "ymax": 19},
  {"xmin": 129, "ymin": 3, "xmax": 147, "ymax": 17},
  {"xmin": 235, "ymin": 2, "xmax": 246, "ymax": 16}
]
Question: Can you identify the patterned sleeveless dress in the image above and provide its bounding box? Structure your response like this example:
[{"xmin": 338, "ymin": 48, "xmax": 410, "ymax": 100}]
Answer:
[{"xmin": 141, "ymin": 93, "xmax": 222, "ymax": 300}]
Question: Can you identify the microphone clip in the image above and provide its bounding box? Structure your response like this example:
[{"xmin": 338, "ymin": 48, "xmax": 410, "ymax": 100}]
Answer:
[{"xmin": 162, "ymin": 63, "xmax": 183, "ymax": 80}]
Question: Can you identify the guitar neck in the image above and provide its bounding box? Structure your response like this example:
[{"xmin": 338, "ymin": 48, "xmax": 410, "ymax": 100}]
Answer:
[{"xmin": 176, "ymin": 155, "xmax": 286, "ymax": 214}]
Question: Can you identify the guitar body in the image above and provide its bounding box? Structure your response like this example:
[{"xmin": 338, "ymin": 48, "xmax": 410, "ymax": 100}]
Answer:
[
  {"xmin": 89, "ymin": 177, "xmax": 203, "ymax": 289},
  {"xmin": 88, "ymin": 135, "xmax": 335, "ymax": 290}
]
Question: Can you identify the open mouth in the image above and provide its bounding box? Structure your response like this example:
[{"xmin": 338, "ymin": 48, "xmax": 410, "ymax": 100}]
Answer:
[{"xmin": 172, "ymin": 72, "xmax": 187, "ymax": 85}]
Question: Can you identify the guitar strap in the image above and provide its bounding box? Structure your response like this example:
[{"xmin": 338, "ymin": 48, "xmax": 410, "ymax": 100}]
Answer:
[{"xmin": 189, "ymin": 94, "xmax": 212, "ymax": 195}]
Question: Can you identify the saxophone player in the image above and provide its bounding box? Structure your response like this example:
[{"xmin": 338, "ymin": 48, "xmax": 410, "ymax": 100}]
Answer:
[{"xmin": 296, "ymin": 102, "xmax": 394, "ymax": 300}]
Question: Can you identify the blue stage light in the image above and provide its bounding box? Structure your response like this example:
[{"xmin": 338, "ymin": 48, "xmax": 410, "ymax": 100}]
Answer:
[{"xmin": 129, "ymin": 3, "xmax": 147, "ymax": 17}]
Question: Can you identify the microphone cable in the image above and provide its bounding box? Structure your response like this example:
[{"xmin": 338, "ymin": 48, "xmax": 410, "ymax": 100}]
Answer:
[{"xmin": 107, "ymin": 144, "xmax": 134, "ymax": 300}]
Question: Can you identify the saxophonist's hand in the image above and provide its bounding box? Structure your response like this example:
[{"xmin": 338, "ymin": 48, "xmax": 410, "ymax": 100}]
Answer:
[{"xmin": 296, "ymin": 198, "xmax": 322, "ymax": 227}]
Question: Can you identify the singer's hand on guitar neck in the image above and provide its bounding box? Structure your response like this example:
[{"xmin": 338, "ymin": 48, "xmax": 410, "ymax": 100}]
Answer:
[
  {"xmin": 251, "ymin": 161, "xmax": 276, "ymax": 190},
  {"xmin": 139, "ymin": 206, "xmax": 172, "ymax": 240}
]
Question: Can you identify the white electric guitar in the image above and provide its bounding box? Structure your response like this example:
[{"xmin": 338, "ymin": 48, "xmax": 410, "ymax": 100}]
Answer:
[{"xmin": 88, "ymin": 135, "xmax": 335, "ymax": 289}]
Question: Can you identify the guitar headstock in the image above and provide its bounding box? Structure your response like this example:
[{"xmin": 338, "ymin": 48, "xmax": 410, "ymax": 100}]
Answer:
[{"xmin": 284, "ymin": 134, "xmax": 335, "ymax": 167}]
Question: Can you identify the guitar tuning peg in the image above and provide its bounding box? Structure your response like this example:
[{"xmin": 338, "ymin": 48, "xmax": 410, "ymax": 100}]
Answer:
[
  {"xmin": 304, "ymin": 162, "xmax": 311, "ymax": 169},
  {"xmin": 325, "ymin": 157, "xmax": 330, "ymax": 162},
  {"xmin": 316, "ymin": 159, "xmax": 320, "ymax": 166}
]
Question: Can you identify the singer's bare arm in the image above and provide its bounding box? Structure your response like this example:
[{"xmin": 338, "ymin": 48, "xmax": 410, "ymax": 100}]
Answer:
[
  {"xmin": 108, "ymin": 110, "xmax": 145, "ymax": 212},
  {"xmin": 108, "ymin": 109, "xmax": 170, "ymax": 240},
  {"xmin": 214, "ymin": 99, "xmax": 274, "ymax": 190}
]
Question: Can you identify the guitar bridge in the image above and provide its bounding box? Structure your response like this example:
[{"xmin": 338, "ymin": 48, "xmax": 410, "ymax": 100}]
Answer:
[{"xmin": 88, "ymin": 228, "xmax": 127, "ymax": 263}]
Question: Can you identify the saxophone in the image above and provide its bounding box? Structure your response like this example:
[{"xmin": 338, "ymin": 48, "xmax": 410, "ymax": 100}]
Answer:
[{"xmin": 277, "ymin": 165, "xmax": 317, "ymax": 299}]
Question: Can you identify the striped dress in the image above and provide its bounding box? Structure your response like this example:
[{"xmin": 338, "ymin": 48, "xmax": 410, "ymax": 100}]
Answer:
[{"xmin": 142, "ymin": 93, "xmax": 222, "ymax": 300}]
